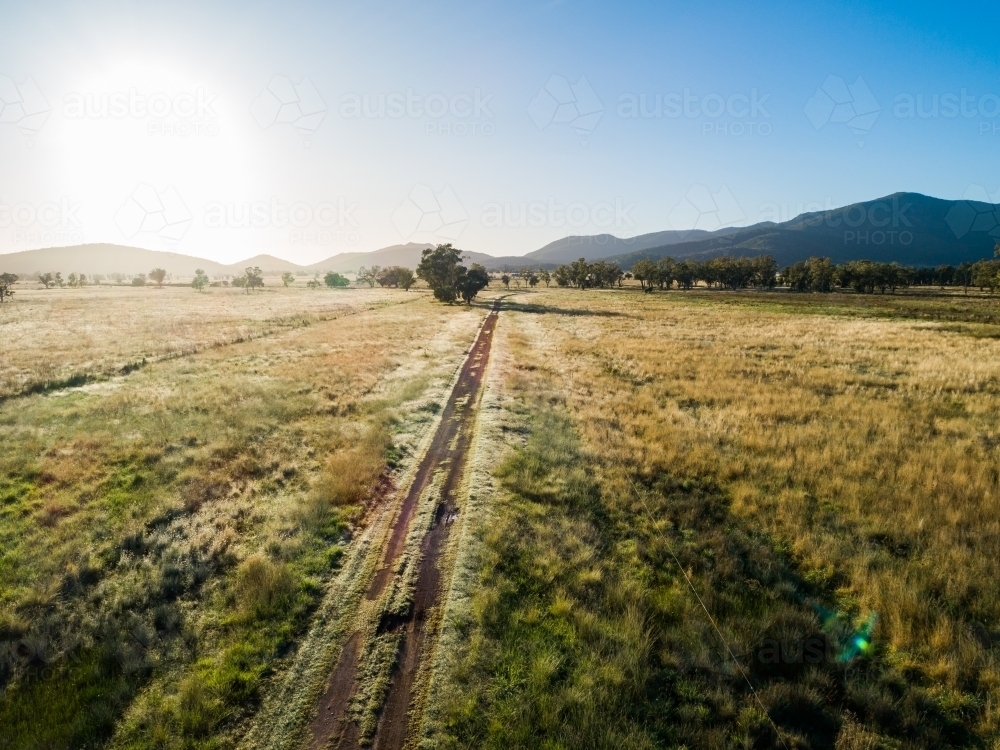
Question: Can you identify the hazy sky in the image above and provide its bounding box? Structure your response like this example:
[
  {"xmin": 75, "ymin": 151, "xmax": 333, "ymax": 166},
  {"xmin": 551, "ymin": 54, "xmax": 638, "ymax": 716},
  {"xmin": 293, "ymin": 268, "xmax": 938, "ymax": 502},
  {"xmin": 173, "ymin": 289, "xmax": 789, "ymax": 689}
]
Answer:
[{"xmin": 1, "ymin": 0, "xmax": 999, "ymax": 263}]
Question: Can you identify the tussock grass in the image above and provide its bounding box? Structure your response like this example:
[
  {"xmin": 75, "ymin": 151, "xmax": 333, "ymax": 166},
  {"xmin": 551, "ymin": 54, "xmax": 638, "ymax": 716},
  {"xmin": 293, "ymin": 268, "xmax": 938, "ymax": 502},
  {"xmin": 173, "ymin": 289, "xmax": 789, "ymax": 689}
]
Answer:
[
  {"xmin": 317, "ymin": 419, "xmax": 393, "ymax": 507},
  {"xmin": 235, "ymin": 555, "xmax": 295, "ymax": 620}
]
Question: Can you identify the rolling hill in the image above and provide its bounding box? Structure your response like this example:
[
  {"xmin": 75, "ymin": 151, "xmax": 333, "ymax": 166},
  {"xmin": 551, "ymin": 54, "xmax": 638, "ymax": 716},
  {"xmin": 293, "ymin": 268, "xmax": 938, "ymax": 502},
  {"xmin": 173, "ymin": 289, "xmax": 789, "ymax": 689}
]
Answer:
[
  {"xmin": 0, "ymin": 243, "xmax": 546, "ymax": 278},
  {"xmin": 3, "ymin": 193, "xmax": 998, "ymax": 279}
]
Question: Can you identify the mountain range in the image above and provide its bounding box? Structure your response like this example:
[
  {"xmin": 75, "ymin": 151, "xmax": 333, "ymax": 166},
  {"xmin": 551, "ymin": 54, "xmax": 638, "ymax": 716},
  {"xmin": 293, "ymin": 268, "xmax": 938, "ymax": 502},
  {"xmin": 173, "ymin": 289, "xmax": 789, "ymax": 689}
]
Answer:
[
  {"xmin": 1, "ymin": 193, "xmax": 997, "ymax": 278},
  {"xmin": 609, "ymin": 193, "xmax": 1000, "ymax": 268}
]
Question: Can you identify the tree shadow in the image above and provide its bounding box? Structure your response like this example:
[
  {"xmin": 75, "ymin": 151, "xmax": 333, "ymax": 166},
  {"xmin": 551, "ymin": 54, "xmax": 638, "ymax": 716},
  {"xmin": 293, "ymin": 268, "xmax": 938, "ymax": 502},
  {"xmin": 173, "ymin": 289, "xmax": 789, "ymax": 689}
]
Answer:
[{"xmin": 495, "ymin": 300, "xmax": 629, "ymax": 318}]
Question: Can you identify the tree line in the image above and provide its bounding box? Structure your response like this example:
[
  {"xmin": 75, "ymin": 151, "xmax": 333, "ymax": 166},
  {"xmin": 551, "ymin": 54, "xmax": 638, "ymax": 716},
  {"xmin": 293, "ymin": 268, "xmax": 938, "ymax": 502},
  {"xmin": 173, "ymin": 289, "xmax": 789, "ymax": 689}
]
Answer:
[{"xmin": 551, "ymin": 244, "xmax": 1000, "ymax": 294}]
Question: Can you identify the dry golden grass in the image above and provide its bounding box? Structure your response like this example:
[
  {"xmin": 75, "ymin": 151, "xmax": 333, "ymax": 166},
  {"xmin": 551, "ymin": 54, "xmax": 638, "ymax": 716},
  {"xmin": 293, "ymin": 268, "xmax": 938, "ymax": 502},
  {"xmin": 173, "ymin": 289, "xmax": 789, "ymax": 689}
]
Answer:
[
  {"xmin": 0, "ymin": 284, "xmax": 401, "ymax": 399},
  {"xmin": 0, "ymin": 286, "xmax": 495, "ymax": 749},
  {"xmin": 429, "ymin": 287, "xmax": 1000, "ymax": 748}
]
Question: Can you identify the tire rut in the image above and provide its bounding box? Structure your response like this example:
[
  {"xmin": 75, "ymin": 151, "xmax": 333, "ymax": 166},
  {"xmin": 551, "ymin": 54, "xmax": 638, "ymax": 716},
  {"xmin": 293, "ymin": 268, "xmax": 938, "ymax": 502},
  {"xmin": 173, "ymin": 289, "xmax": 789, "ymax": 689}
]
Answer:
[{"xmin": 306, "ymin": 299, "xmax": 501, "ymax": 750}]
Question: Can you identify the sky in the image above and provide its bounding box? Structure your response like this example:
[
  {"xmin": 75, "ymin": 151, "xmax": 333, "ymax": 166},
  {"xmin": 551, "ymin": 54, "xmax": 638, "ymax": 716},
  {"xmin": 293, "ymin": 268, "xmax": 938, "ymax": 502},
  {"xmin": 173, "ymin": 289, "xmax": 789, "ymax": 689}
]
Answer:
[{"xmin": 1, "ymin": 0, "xmax": 999, "ymax": 264}]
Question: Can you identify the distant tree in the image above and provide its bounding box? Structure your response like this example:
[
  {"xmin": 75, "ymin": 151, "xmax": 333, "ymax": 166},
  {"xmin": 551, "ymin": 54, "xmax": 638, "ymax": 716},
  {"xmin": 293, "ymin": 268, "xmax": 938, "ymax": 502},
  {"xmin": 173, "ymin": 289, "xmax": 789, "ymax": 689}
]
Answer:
[
  {"xmin": 132, "ymin": 273, "xmax": 146, "ymax": 286},
  {"xmin": 244, "ymin": 266, "xmax": 264, "ymax": 293},
  {"xmin": 416, "ymin": 244, "xmax": 466, "ymax": 303},
  {"xmin": 357, "ymin": 265, "xmax": 380, "ymax": 288},
  {"xmin": 376, "ymin": 266, "xmax": 415, "ymax": 289},
  {"xmin": 553, "ymin": 265, "xmax": 573, "ymax": 287},
  {"xmin": 568, "ymin": 258, "xmax": 591, "ymax": 288},
  {"xmin": 325, "ymin": 271, "xmax": 350, "ymax": 288},
  {"xmin": 232, "ymin": 276, "xmax": 246, "ymax": 289},
  {"xmin": 528, "ymin": 272, "xmax": 539, "ymax": 288},
  {"xmin": 457, "ymin": 264, "xmax": 490, "ymax": 304},
  {"xmin": 396, "ymin": 267, "xmax": 416, "ymax": 291},
  {"xmin": 79, "ymin": 273, "xmax": 88, "ymax": 286},
  {"xmin": 192, "ymin": 269, "xmax": 210, "ymax": 291},
  {"xmin": 972, "ymin": 260, "xmax": 1000, "ymax": 294},
  {"xmin": 281, "ymin": 271, "xmax": 295, "ymax": 287},
  {"xmin": 500, "ymin": 274, "xmax": 511, "ymax": 289},
  {"xmin": 307, "ymin": 273, "xmax": 322, "ymax": 289},
  {"xmin": 673, "ymin": 260, "xmax": 697, "ymax": 290},
  {"xmin": 539, "ymin": 270, "xmax": 551, "ymax": 287},
  {"xmin": 631, "ymin": 259, "xmax": 658, "ymax": 291},
  {"xmin": 0, "ymin": 273, "xmax": 17, "ymax": 302},
  {"xmin": 149, "ymin": 268, "xmax": 167, "ymax": 287},
  {"xmin": 67, "ymin": 273, "xmax": 78, "ymax": 287},
  {"xmin": 38, "ymin": 272, "xmax": 54, "ymax": 289},
  {"xmin": 55, "ymin": 272, "xmax": 64, "ymax": 287}
]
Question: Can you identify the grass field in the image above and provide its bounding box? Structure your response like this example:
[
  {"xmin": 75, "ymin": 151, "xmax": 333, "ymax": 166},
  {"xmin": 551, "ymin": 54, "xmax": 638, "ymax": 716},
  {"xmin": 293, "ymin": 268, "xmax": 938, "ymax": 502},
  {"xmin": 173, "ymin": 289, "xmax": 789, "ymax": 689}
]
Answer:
[
  {"xmin": 423, "ymin": 287, "xmax": 1000, "ymax": 749},
  {"xmin": 3, "ymin": 282, "xmax": 1000, "ymax": 748},
  {"xmin": 0, "ymin": 284, "xmax": 494, "ymax": 749}
]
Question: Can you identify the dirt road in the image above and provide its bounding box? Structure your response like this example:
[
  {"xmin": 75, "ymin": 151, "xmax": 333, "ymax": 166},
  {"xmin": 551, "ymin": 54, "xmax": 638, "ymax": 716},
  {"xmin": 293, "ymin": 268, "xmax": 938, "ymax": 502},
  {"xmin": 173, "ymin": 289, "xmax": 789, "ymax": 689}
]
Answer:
[{"xmin": 306, "ymin": 298, "xmax": 501, "ymax": 749}]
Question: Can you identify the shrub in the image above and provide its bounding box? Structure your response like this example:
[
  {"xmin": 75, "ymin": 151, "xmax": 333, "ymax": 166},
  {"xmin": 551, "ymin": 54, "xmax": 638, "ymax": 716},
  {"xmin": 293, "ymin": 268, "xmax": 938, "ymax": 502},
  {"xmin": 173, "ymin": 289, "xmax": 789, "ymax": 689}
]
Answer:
[
  {"xmin": 316, "ymin": 422, "xmax": 391, "ymax": 507},
  {"xmin": 235, "ymin": 555, "xmax": 294, "ymax": 620}
]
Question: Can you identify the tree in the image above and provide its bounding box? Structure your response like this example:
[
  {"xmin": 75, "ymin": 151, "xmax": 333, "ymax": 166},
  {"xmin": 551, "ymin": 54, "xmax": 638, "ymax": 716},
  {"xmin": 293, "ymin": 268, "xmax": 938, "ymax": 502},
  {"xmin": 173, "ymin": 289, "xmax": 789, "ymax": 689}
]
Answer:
[
  {"xmin": 68, "ymin": 273, "xmax": 78, "ymax": 287},
  {"xmin": 806, "ymin": 257, "xmax": 835, "ymax": 292},
  {"xmin": 376, "ymin": 266, "xmax": 416, "ymax": 289},
  {"xmin": 307, "ymin": 274, "xmax": 322, "ymax": 289},
  {"xmin": 244, "ymin": 266, "xmax": 264, "ymax": 293},
  {"xmin": 631, "ymin": 259, "xmax": 658, "ymax": 291},
  {"xmin": 416, "ymin": 244, "xmax": 466, "ymax": 302},
  {"xmin": 192, "ymin": 269, "xmax": 210, "ymax": 291},
  {"xmin": 568, "ymin": 258, "xmax": 590, "ymax": 288},
  {"xmin": 674, "ymin": 260, "xmax": 697, "ymax": 290},
  {"xmin": 357, "ymin": 265, "xmax": 380, "ymax": 288},
  {"xmin": 397, "ymin": 267, "xmax": 416, "ymax": 291},
  {"xmin": 132, "ymin": 273, "xmax": 146, "ymax": 286},
  {"xmin": 539, "ymin": 270, "xmax": 551, "ymax": 287},
  {"xmin": 38, "ymin": 272, "xmax": 54, "ymax": 289},
  {"xmin": 325, "ymin": 271, "xmax": 349, "ymax": 288},
  {"xmin": 553, "ymin": 265, "xmax": 573, "ymax": 287},
  {"xmin": 149, "ymin": 268, "xmax": 167, "ymax": 287},
  {"xmin": 55, "ymin": 272, "xmax": 64, "ymax": 287},
  {"xmin": 500, "ymin": 274, "xmax": 511, "ymax": 289},
  {"xmin": 281, "ymin": 272, "xmax": 295, "ymax": 287},
  {"xmin": 457, "ymin": 264, "xmax": 490, "ymax": 304},
  {"xmin": 0, "ymin": 273, "xmax": 17, "ymax": 302}
]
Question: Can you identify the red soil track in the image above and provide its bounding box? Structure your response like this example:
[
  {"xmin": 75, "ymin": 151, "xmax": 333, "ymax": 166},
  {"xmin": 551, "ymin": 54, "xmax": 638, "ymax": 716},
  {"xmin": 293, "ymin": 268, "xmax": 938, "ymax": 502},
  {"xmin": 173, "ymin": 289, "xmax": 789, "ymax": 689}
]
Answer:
[{"xmin": 307, "ymin": 300, "xmax": 501, "ymax": 750}]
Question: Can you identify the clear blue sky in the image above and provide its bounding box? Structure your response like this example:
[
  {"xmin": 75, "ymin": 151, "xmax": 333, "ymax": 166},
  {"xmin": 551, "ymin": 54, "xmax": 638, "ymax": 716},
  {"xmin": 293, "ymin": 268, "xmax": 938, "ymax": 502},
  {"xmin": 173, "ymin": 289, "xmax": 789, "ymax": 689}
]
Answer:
[{"xmin": 1, "ymin": 0, "xmax": 998, "ymax": 262}]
